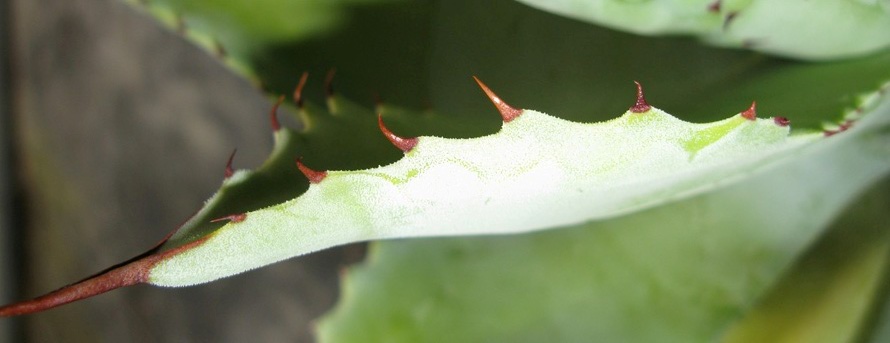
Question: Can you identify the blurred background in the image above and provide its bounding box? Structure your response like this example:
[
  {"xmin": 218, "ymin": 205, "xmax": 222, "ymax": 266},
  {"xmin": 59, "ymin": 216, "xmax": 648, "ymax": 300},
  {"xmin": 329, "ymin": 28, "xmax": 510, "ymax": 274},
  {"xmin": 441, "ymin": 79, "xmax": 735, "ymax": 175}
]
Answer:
[{"xmin": 2, "ymin": 0, "xmax": 889, "ymax": 341}]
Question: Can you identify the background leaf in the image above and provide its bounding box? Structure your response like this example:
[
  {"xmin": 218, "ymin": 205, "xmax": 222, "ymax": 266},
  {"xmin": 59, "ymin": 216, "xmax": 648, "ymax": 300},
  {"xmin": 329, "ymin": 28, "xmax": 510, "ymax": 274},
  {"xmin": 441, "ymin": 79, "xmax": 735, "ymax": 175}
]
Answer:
[{"xmin": 516, "ymin": 0, "xmax": 890, "ymax": 60}]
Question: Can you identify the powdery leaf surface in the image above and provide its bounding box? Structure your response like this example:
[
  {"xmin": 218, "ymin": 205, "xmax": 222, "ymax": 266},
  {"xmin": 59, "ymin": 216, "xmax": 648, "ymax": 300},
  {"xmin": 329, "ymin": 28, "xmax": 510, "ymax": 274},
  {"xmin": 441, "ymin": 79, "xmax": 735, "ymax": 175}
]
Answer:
[
  {"xmin": 150, "ymin": 82, "xmax": 818, "ymax": 287},
  {"xmin": 317, "ymin": 85, "xmax": 890, "ymax": 342}
]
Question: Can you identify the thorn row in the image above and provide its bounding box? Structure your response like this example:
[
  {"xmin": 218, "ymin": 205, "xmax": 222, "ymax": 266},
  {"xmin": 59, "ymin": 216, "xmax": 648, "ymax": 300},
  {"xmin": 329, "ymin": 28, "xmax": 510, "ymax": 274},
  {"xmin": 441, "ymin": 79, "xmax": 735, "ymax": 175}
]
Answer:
[
  {"xmin": 270, "ymin": 95, "xmax": 285, "ymax": 131},
  {"xmin": 296, "ymin": 158, "xmax": 328, "ymax": 184},
  {"xmin": 741, "ymin": 102, "xmax": 792, "ymax": 126},
  {"xmin": 378, "ymin": 115, "xmax": 418, "ymax": 153},
  {"xmin": 773, "ymin": 116, "xmax": 790, "ymax": 127},
  {"xmin": 741, "ymin": 101, "xmax": 757, "ymax": 120},
  {"xmin": 473, "ymin": 76, "xmax": 522, "ymax": 122},
  {"xmin": 293, "ymin": 72, "xmax": 309, "ymax": 108},
  {"xmin": 224, "ymin": 149, "xmax": 237, "ymax": 179},
  {"xmin": 630, "ymin": 81, "xmax": 651, "ymax": 113},
  {"xmin": 824, "ymin": 120, "xmax": 854, "ymax": 137}
]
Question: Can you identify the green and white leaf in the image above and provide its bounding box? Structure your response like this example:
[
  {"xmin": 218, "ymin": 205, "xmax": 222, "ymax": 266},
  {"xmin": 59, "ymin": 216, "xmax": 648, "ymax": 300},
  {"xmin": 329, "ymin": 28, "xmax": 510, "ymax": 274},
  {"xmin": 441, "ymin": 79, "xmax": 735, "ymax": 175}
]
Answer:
[
  {"xmin": 150, "ymin": 96, "xmax": 822, "ymax": 286},
  {"xmin": 316, "ymin": 85, "xmax": 890, "ymax": 342}
]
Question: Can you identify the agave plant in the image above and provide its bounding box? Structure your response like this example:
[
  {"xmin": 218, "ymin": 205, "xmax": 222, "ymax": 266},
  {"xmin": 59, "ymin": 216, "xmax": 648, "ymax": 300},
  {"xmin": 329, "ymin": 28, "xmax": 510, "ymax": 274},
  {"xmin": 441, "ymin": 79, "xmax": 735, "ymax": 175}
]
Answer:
[{"xmin": 3, "ymin": 0, "xmax": 890, "ymax": 342}]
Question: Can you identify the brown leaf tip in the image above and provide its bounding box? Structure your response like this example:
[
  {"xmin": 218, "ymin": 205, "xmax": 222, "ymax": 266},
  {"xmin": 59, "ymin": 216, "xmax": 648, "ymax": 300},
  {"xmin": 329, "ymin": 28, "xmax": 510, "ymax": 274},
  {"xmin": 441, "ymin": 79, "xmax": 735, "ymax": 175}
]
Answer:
[
  {"xmin": 378, "ymin": 114, "xmax": 418, "ymax": 153},
  {"xmin": 0, "ymin": 262, "xmax": 148, "ymax": 317},
  {"xmin": 707, "ymin": 0, "xmax": 721, "ymax": 13},
  {"xmin": 211, "ymin": 213, "xmax": 247, "ymax": 224},
  {"xmin": 473, "ymin": 76, "xmax": 522, "ymax": 123},
  {"xmin": 741, "ymin": 101, "xmax": 757, "ymax": 120},
  {"xmin": 224, "ymin": 149, "xmax": 237, "ymax": 179},
  {"xmin": 296, "ymin": 158, "xmax": 328, "ymax": 184},
  {"xmin": 0, "ymin": 233, "xmax": 211, "ymax": 317},
  {"xmin": 630, "ymin": 81, "xmax": 651, "ymax": 113},
  {"xmin": 270, "ymin": 95, "xmax": 285, "ymax": 131},
  {"xmin": 292, "ymin": 72, "xmax": 309, "ymax": 108},
  {"xmin": 773, "ymin": 116, "xmax": 790, "ymax": 127}
]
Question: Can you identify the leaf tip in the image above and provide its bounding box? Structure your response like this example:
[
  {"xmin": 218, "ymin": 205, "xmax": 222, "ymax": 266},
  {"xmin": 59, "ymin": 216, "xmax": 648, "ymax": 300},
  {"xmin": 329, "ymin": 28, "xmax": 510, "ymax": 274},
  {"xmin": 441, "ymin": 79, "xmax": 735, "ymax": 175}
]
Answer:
[
  {"xmin": 0, "ymin": 250, "xmax": 160, "ymax": 317},
  {"xmin": 0, "ymin": 231, "xmax": 214, "ymax": 316},
  {"xmin": 0, "ymin": 271, "xmax": 147, "ymax": 317}
]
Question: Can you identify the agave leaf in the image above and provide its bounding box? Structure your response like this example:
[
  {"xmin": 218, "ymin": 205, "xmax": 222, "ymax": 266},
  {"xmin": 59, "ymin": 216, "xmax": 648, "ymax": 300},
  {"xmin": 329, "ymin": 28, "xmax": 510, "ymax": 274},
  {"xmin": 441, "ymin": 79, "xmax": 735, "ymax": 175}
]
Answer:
[
  {"xmin": 5, "ymin": 76, "xmax": 876, "ymax": 314},
  {"xmin": 516, "ymin": 0, "xmax": 890, "ymax": 60},
  {"xmin": 149, "ymin": 81, "xmax": 817, "ymax": 286},
  {"xmin": 316, "ymin": 85, "xmax": 890, "ymax": 342}
]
